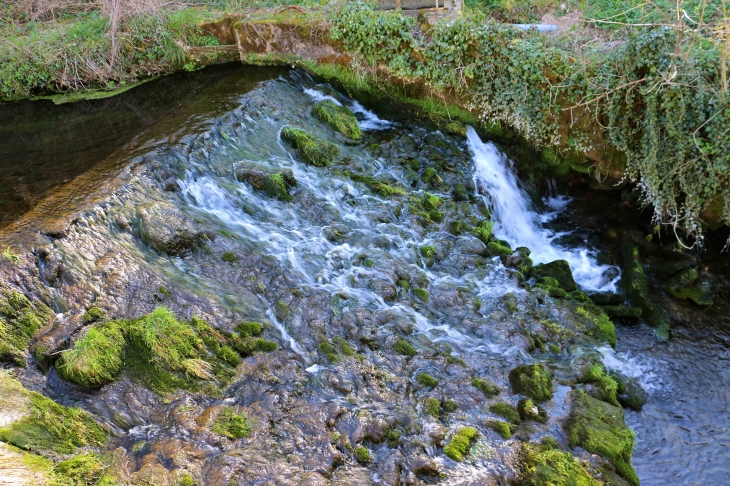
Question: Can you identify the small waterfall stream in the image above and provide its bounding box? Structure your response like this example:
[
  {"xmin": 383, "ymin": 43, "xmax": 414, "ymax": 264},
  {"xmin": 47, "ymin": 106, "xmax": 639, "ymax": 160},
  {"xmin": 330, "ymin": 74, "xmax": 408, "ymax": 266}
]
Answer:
[{"xmin": 468, "ymin": 127, "xmax": 620, "ymax": 293}]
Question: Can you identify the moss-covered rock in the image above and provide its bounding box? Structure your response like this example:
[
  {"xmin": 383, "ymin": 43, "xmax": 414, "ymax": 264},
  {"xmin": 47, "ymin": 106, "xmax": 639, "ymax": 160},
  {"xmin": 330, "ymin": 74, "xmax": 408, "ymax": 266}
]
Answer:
[
  {"xmin": 443, "ymin": 427, "xmax": 478, "ymax": 462},
  {"xmin": 621, "ymin": 242, "xmax": 669, "ymax": 338},
  {"xmin": 281, "ymin": 127, "xmax": 339, "ymax": 167},
  {"xmin": 393, "ymin": 338, "xmax": 416, "ymax": 357},
  {"xmin": 417, "ymin": 373, "xmax": 438, "ymax": 387},
  {"xmin": 487, "ymin": 420, "xmax": 514, "ymax": 439},
  {"xmin": 82, "ymin": 307, "xmax": 106, "ymax": 324},
  {"xmin": 574, "ymin": 305, "xmax": 617, "ymax": 347},
  {"xmin": 520, "ymin": 441, "xmax": 601, "ymax": 486},
  {"xmin": 452, "ymin": 183, "xmax": 469, "ymax": 201},
  {"xmin": 57, "ymin": 322, "xmax": 125, "ymax": 388},
  {"xmin": 0, "ymin": 288, "xmax": 53, "ymax": 367},
  {"xmin": 509, "ymin": 363, "xmax": 554, "ymax": 402},
  {"xmin": 601, "ymin": 305, "xmax": 642, "ymax": 319},
  {"xmin": 533, "ymin": 260, "xmax": 578, "ymax": 292},
  {"xmin": 311, "ymin": 99, "xmax": 362, "ymax": 139},
  {"xmin": 518, "ymin": 398, "xmax": 548, "ymax": 423},
  {"xmin": 345, "ymin": 171, "xmax": 406, "ymax": 197},
  {"xmin": 423, "ymin": 398, "xmax": 441, "ymax": 417},
  {"xmin": 354, "ymin": 445, "xmax": 371, "ymax": 463},
  {"xmin": 472, "ymin": 377, "xmax": 500, "ymax": 397},
  {"xmin": 580, "ymin": 363, "xmax": 619, "ymax": 406},
  {"xmin": 0, "ymin": 371, "xmax": 107, "ymax": 457},
  {"xmin": 53, "ymin": 453, "xmax": 104, "ymax": 485},
  {"xmin": 487, "ymin": 241, "xmax": 513, "ymax": 258},
  {"xmin": 565, "ymin": 390, "xmax": 638, "ymax": 486},
  {"xmin": 490, "ymin": 402, "xmax": 521, "ymax": 424}
]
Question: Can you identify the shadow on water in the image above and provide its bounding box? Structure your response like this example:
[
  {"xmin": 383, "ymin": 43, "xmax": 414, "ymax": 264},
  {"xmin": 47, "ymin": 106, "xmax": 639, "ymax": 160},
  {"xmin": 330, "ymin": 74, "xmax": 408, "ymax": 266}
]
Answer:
[{"xmin": 0, "ymin": 64, "xmax": 288, "ymax": 229}]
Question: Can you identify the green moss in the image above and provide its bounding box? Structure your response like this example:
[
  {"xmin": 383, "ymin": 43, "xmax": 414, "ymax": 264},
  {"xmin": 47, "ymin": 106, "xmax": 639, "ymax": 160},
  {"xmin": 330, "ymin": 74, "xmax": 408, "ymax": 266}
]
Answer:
[
  {"xmin": 472, "ymin": 378, "xmax": 500, "ymax": 397},
  {"xmin": 333, "ymin": 336, "xmax": 355, "ymax": 356},
  {"xmin": 601, "ymin": 305, "xmax": 643, "ymax": 319},
  {"xmin": 0, "ymin": 289, "xmax": 53, "ymax": 366},
  {"xmin": 452, "ymin": 183, "xmax": 469, "ymax": 201},
  {"xmin": 212, "ymin": 407, "xmax": 251, "ymax": 439},
  {"xmin": 82, "ymin": 307, "xmax": 107, "ymax": 324},
  {"xmin": 393, "ymin": 339, "xmax": 416, "ymax": 357},
  {"xmin": 281, "ymin": 127, "xmax": 339, "ymax": 167},
  {"xmin": 444, "ymin": 121, "xmax": 467, "ymax": 136},
  {"xmin": 345, "ymin": 171, "xmax": 406, "ymax": 197},
  {"xmin": 490, "ymin": 402, "xmax": 521, "ymax": 424},
  {"xmin": 420, "ymin": 245, "xmax": 436, "ymax": 258},
  {"xmin": 354, "ymin": 445, "xmax": 371, "ymax": 463},
  {"xmin": 580, "ymin": 363, "xmax": 620, "ymax": 407},
  {"xmin": 509, "ymin": 364, "xmax": 554, "ymax": 402},
  {"xmin": 397, "ymin": 279, "xmax": 410, "ymax": 291},
  {"xmin": 265, "ymin": 173, "xmax": 294, "ymax": 201},
  {"xmin": 428, "ymin": 210, "xmax": 445, "ymax": 223},
  {"xmin": 472, "ymin": 221, "xmax": 494, "ymax": 245},
  {"xmin": 443, "ymin": 427, "xmax": 478, "ymax": 462},
  {"xmin": 422, "ymin": 168, "xmax": 443, "ymax": 187},
  {"xmin": 621, "ymin": 243, "xmax": 668, "ymax": 333},
  {"xmin": 575, "ymin": 306, "xmax": 617, "ymax": 348},
  {"xmin": 274, "ymin": 300, "xmax": 290, "ymax": 322},
  {"xmin": 417, "ymin": 373, "xmax": 438, "ymax": 388},
  {"xmin": 520, "ymin": 442, "xmax": 601, "ymax": 486},
  {"xmin": 669, "ymin": 285, "xmax": 714, "ymax": 306},
  {"xmin": 386, "ymin": 429, "xmax": 402, "ymax": 446},
  {"xmin": 319, "ymin": 342, "xmax": 339, "ymax": 363},
  {"xmin": 221, "ymin": 251, "xmax": 238, "ymax": 263},
  {"xmin": 518, "ymin": 398, "xmax": 548, "ymax": 423},
  {"xmin": 57, "ymin": 322, "xmax": 125, "ymax": 388},
  {"xmin": 487, "ymin": 420, "xmax": 513, "ymax": 439},
  {"xmin": 178, "ymin": 473, "xmax": 196, "ymax": 486},
  {"xmin": 0, "ymin": 392, "xmax": 107, "ymax": 456},
  {"xmin": 532, "ymin": 260, "xmax": 577, "ymax": 292},
  {"xmin": 536, "ymin": 284, "xmax": 568, "ymax": 299},
  {"xmin": 236, "ymin": 321, "xmax": 264, "ymax": 337},
  {"xmin": 52, "ymin": 453, "xmax": 103, "ymax": 485},
  {"xmin": 413, "ymin": 288, "xmax": 429, "ymax": 302},
  {"xmin": 565, "ymin": 391, "xmax": 638, "ymax": 486},
  {"xmin": 311, "ymin": 99, "xmax": 362, "ymax": 140},
  {"xmin": 127, "ymin": 307, "xmax": 199, "ymax": 373},
  {"xmin": 423, "ymin": 397, "xmax": 441, "ymax": 417},
  {"xmin": 487, "ymin": 241, "xmax": 512, "ymax": 258},
  {"xmin": 423, "ymin": 194, "xmax": 443, "ymax": 211},
  {"xmin": 442, "ymin": 399, "xmax": 458, "ymax": 413}
]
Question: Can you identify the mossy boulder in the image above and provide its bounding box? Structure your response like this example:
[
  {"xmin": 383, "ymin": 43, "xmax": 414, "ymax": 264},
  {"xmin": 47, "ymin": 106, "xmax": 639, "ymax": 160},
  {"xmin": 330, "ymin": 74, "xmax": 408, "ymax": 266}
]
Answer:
[
  {"xmin": 601, "ymin": 305, "xmax": 642, "ymax": 319},
  {"xmin": 579, "ymin": 363, "xmax": 619, "ymax": 406},
  {"xmin": 354, "ymin": 445, "xmax": 371, "ymax": 463},
  {"xmin": 281, "ymin": 127, "xmax": 339, "ymax": 167},
  {"xmin": 311, "ymin": 100, "xmax": 362, "ymax": 140},
  {"xmin": 472, "ymin": 377, "xmax": 500, "ymax": 397},
  {"xmin": 489, "ymin": 402, "xmax": 521, "ymax": 424},
  {"xmin": 533, "ymin": 260, "xmax": 577, "ymax": 292},
  {"xmin": 509, "ymin": 363, "xmax": 554, "ymax": 402},
  {"xmin": 520, "ymin": 441, "xmax": 601, "ymax": 486},
  {"xmin": 212, "ymin": 406, "xmax": 251, "ymax": 439},
  {"xmin": 443, "ymin": 427, "xmax": 478, "ymax": 462},
  {"xmin": 393, "ymin": 338, "xmax": 416, "ymax": 357},
  {"xmin": 235, "ymin": 163, "xmax": 297, "ymax": 201},
  {"xmin": 518, "ymin": 398, "xmax": 548, "ymax": 423},
  {"xmin": 565, "ymin": 390, "xmax": 638, "ymax": 486},
  {"xmin": 57, "ymin": 322, "xmax": 125, "ymax": 388},
  {"xmin": 487, "ymin": 241, "xmax": 513, "ymax": 258},
  {"xmin": 417, "ymin": 373, "xmax": 438, "ymax": 387}
]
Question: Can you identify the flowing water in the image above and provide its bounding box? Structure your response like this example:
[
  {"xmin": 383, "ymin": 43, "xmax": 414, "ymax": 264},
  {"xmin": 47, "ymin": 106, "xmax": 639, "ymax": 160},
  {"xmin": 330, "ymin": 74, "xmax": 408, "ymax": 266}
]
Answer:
[{"xmin": 2, "ymin": 66, "xmax": 729, "ymax": 485}]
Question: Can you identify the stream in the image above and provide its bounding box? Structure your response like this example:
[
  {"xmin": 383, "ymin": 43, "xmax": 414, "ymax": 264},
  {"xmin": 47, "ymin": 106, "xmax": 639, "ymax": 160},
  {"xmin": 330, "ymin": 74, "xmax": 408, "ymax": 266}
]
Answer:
[{"xmin": 1, "ymin": 65, "xmax": 728, "ymax": 485}]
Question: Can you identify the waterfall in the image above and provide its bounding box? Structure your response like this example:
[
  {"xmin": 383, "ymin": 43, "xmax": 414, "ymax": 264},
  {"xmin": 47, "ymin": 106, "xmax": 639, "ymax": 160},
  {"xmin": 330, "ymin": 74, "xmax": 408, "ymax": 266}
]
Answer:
[{"xmin": 467, "ymin": 127, "xmax": 619, "ymax": 293}]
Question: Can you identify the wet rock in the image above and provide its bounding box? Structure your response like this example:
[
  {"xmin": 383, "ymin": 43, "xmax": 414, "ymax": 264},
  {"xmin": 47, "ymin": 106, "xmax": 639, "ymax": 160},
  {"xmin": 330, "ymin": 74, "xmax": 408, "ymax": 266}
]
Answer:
[
  {"xmin": 235, "ymin": 163, "xmax": 297, "ymax": 201},
  {"xmin": 311, "ymin": 100, "xmax": 361, "ymax": 140},
  {"xmin": 532, "ymin": 259, "xmax": 577, "ymax": 292},
  {"xmin": 136, "ymin": 202, "xmax": 213, "ymax": 256},
  {"xmin": 365, "ymin": 417, "xmax": 390, "ymax": 443},
  {"xmin": 411, "ymin": 452, "xmax": 439, "ymax": 477},
  {"xmin": 453, "ymin": 236, "xmax": 486, "ymax": 256},
  {"xmin": 601, "ymin": 305, "xmax": 642, "ymax": 320},
  {"xmin": 621, "ymin": 242, "xmax": 669, "ymax": 336}
]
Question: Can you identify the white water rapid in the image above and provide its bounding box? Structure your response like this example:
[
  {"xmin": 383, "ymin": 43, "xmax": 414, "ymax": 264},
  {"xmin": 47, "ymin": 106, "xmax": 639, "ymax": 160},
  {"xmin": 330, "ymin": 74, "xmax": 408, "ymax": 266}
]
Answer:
[{"xmin": 467, "ymin": 126, "xmax": 620, "ymax": 293}]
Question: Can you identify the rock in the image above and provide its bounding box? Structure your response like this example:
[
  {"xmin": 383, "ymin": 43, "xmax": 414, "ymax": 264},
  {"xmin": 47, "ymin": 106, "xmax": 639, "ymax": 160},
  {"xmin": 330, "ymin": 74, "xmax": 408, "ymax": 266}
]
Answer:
[
  {"xmin": 311, "ymin": 100, "xmax": 361, "ymax": 140},
  {"xmin": 621, "ymin": 243, "xmax": 669, "ymax": 336},
  {"xmin": 136, "ymin": 203, "xmax": 213, "ymax": 256},
  {"xmin": 505, "ymin": 247, "xmax": 533, "ymax": 274},
  {"xmin": 235, "ymin": 163, "xmax": 297, "ymax": 201},
  {"xmin": 281, "ymin": 127, "xmax": 339, "ymax": 167},
  {"xmin": 532, "ymin": 260, "xmax": 577, "ymax": 292},
  {"xmin": 365, "ymin": 418, "xmax": 390, "ymax": 444},
  {"xmin": 410, "ymin": 453, "xmax": 439, "ymax": 477},
  {"xmin": 588, "ymin": 292, "xmax": 625, "ymax": 306}
]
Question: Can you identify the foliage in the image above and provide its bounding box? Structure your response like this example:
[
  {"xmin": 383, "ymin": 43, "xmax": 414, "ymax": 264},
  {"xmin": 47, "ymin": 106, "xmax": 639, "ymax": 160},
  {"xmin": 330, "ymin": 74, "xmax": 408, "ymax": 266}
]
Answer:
[{"xmin": 329, "ymin": 1, "xmax": 730, "ymax": 244}]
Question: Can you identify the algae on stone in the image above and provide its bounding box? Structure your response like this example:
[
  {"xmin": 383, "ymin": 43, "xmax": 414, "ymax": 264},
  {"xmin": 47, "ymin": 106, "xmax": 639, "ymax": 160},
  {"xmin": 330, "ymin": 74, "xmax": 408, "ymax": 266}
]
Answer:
[
  {"xmin": 311, "ymin": 99, "xmax": 362, "ymax": 140},
  {"xmin": 532, "ymin": 260, "xmax": 578, "ymax": 292},
  {"xmin": 57, "ymin": 322, "xmax": 125, "ymax": 388},
  {"xmin": 509, "ymin": 363, "xmax": 554, "ymax": 402},
  {"xmin": 443, "ymin": 427, "xmax": 478, "ymax": 462},
  {"xmin": 281, "ymin": 127, "xmax": 339, "ymax": 167},
  {"xmin": 212, "ymin": 406, "xmax": 252, "ymax": 440},
  {"xmin": 565, "ymin": 390, "xmax": 638, "ymax": 486},
  {"xmin": 520, "ymin": 441, "xmax": 601, "ymax": 486}
]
